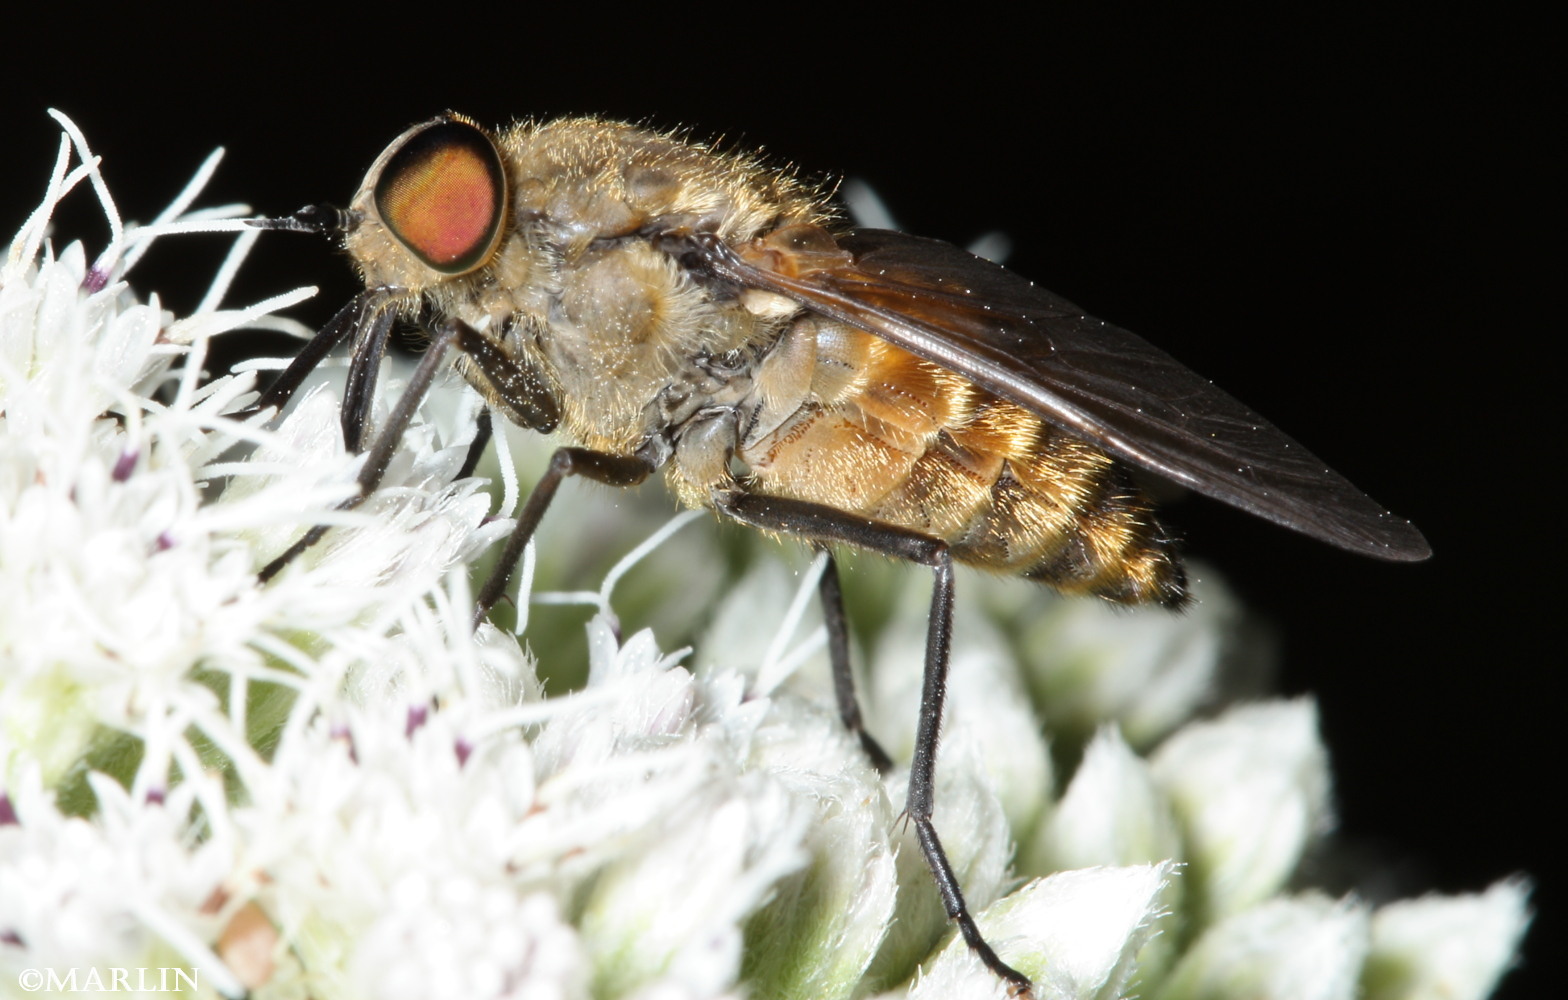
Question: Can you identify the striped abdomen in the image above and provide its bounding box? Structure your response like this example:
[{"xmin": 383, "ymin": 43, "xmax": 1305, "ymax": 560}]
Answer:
[{"xmin": 738, "ymin": 323, "xmax": 1187, "ymax": 608}]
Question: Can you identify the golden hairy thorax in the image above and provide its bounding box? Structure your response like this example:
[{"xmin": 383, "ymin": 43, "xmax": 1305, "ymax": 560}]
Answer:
[{"xmin": 343, "ymin": 116, "xmax": 1183, "ymax": 606}]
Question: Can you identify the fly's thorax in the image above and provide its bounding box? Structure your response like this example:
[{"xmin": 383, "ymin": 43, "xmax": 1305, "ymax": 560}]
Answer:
[
  {"xmin": 486, "ymin": 118, "xmax": 832, "ymax": 458},
  {"xmin": 653, "ymin": 310, "xmax": 826, "ymax": 509},
  {"xmin": 498, "ymin": 118, "xmax": 834, "ymax": 258},
  {"xmin": 526, "ymin": 232, "xmax": 779, "ymax": 456}
]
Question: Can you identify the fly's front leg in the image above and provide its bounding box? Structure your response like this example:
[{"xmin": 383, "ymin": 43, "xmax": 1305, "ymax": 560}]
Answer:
[
  {"xmin": 340, "ymin": 306, "xmax": 394, "ymax": 452},
  {"xmin": 259, "ymin": 318, "xmax": 461, "ymax": 582},
  {"xmin": 259, "ymin": 314, "xmax": 553, "ymax": 586},
  {"xmin": 714, "ymin": 490, "xmax": 1033, "ymax": 997},
  {"xmin": 456, "ymin": 408, "xmax": 493, "ymax": 481},
  {"xmin": 237, "ymin": 287, "xmax": 398, "ymax": 424},
  {"xmin": 453, "ymin": 320, "xmax": 560, "ymax": 435}
]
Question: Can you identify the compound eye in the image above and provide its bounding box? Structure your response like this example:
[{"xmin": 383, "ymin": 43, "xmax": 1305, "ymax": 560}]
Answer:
[{"xmin": 374, "ymin": 118, "xmax": 507, "ymax": 275}]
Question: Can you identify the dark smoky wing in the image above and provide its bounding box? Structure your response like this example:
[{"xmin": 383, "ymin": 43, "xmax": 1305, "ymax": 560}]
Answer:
[{"xmin": 710, "ymin": 228, "xmax": 1429, "ymax": 561}]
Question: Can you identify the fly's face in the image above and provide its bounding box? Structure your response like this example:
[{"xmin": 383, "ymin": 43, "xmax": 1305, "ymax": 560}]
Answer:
[
  {"xmin": 346, "ymin": 115, "xmax": 507, "ymax": 284},
  {"xmin": 339, "ymin": 114, "xmax": 555, "ymax": 334}
]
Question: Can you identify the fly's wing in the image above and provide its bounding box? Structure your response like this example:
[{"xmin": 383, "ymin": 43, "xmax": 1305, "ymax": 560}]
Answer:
[{"xmin": 694, "ymin": 226, "xmax": 1429, "ymax": 561}]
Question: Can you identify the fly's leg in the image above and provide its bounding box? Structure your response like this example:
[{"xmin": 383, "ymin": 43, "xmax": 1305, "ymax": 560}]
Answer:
[
  {"xmin": 257, "ymin": 306, "xmax": 577, "ymax": 589},
  {"xmin": 456, "ymin": 408, "xmax": 493, "ymax": 481},
  {"xmin": 817, "ymin": 550, "xmax": 894, "ymax": 772},
  {"xmin": 340, "ymin": 306, "xmax": 394, "ymax": 452},
  {"xmin": 715, "ymin": 490, "xmax": 1033, "ymax": 997},
  {"xmin": 450, "ymin": 320, "xmax": 651, "ymax": 626},
  {"xmin": 471, "ymin": 447, "xmax": 653, "ymax": 628},
  {"xmin": 258, "ymin": 317, "xmax": 461, "ymax": 582},
  {"xmin": 236, "ymin": 287, "xmax": 398, "ymax": 425}
]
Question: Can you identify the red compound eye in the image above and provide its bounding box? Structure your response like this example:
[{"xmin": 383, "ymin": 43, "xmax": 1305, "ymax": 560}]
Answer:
[{"xmin": 374, "ymin": 117, "xmax": 506, "ymax": 274}]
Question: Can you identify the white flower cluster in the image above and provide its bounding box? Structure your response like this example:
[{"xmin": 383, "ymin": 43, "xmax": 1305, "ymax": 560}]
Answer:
[{"xmin": 0, "ymin": 114, "xmax": 1531, "ymax": 1000}]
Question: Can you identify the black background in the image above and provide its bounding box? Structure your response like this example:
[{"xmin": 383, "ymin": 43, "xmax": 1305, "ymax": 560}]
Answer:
[{"xmin": 6, "ymin": 10, "xmax": 1551, "ymax": 996}]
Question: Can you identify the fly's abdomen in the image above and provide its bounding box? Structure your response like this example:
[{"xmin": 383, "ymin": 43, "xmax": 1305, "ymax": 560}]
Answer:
[
  {"xmin": 903, "ymin": 398, "xmax": 1186, "ymax": 608},
  {"xmin": 740, "ymin": 326, "xmax": 1187, "ymax": 608}
]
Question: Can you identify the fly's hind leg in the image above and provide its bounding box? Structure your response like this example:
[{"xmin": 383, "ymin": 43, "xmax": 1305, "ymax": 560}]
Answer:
[
  {"xmin": 816, "ymin": 550, "xmax": 894, "ymax": 772},
  {"xmin": 714, "ymin": 489, "xmax": 1033, "ymax": 997}
]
